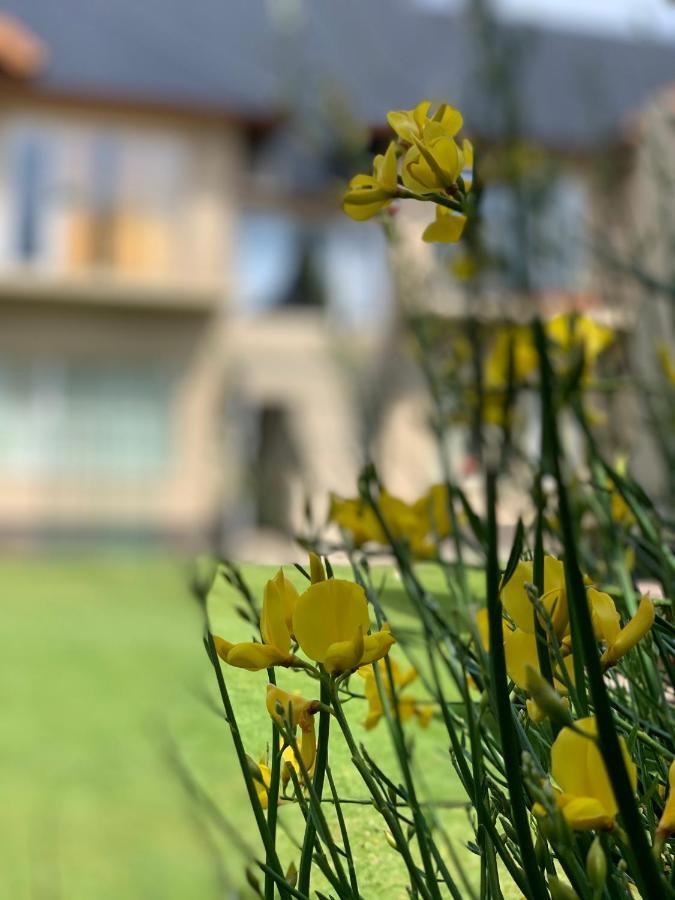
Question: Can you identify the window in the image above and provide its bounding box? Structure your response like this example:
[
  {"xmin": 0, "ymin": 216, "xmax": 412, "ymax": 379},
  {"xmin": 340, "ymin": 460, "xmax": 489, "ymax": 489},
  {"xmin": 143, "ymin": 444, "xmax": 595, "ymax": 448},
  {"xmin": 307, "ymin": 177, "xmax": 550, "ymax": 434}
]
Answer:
[
  {"xmin": 13, "ymin": 130, "xmax": 49, "ymax": 261},
  {"xmin": 3, "ymin": 118, "xmax": 192, "ymax": 278},
  {"xmin": 0, "ymin": 360, "xmax": 174, "ymax": 479},
  {"xmin": 236, "ymin": 213, "xmax": 391, "ymax": 323}
]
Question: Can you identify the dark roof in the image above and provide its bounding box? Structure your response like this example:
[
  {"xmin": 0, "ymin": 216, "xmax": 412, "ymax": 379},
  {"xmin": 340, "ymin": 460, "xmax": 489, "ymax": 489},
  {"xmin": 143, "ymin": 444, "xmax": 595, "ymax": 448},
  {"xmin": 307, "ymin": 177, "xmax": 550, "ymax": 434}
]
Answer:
[{"xmin": 3, "ymin": 0, "xmax": 675, "ymax": 148}]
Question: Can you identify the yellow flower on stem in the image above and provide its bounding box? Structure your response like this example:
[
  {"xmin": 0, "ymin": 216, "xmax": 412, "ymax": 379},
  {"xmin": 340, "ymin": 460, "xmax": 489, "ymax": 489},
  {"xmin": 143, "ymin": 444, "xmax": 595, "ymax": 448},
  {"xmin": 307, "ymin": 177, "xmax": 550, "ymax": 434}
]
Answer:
[
  {"xmin": 501, "ymin": 557, "xmax": 568, "ymax": 639},
  {"xmin": 586, "ymin": 587, "xmax": 621, "ymax": 645},
  {"xmin": 281, "ymin": 742, "xmax": 316, "ymax": 788},
  {"xmin": 600, "ymin": 596, "xmax": 655, "ymax": 669},
  {"xmin": 358, "ymin": 658, "xmax": 433, "ymax": 730},
  {"xmin": 213, "ymin": 569, "xmax": 300, "ymax": 671},
  {"xmin": 656, "ymin": 341, "xmax": 675, "ymax": 386},
  {"xmin": 330, "ymin": 490, "xmax": 435, "ymax": 557},
  {"xmin": 422, "ymin": 206, "xmax": 467, "ymax": 243},
  {"xmin": 342, "ymin": 141, "xmax": 398, "ymax": 221},
  {"xmin": 657, "ymin": 761, "xmax": 675, "ymax": 839},
  {"xmin": 474, "ymin": 607, "xmax": 575, "ymax": 693},
  {"xmin": 484, "ymin": 326, "xmax": 539, "ymax": 389},
  {"xmin": 544, "ymin": 716, "xmax": 637, "ymax": 831},
  {"xmin": 266, "ymin": 684, "xmax": 320, "ymax": 775},
  {"xmin": 292, "ymin": 577, "xmax": 395, "ymax": 675},
  {"xmin": 412, "ymin": 483, "xmax": 455, "ymax": 540},
  {"xmin": 401, "ymin": 123, "xmax": 469, "ymax": 195},
  {"xmin": 546, "ymin": 314, "xmax": 614, "ymax": 382},
  {"xmin": 387, "ymin": 100, "xmax": 463, "ymax": 144},
  {"xmin": 248, "ymin": 754, "xmax": 272, "ymax": 809}
]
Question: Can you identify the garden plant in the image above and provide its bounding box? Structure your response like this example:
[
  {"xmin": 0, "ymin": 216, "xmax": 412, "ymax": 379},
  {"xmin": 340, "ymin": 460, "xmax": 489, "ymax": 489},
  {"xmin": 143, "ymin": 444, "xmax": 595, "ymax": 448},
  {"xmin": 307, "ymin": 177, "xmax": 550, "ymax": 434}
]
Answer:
[{"xmin": 194, "ymin": 99, "xmax": 675, "ymax": 899}]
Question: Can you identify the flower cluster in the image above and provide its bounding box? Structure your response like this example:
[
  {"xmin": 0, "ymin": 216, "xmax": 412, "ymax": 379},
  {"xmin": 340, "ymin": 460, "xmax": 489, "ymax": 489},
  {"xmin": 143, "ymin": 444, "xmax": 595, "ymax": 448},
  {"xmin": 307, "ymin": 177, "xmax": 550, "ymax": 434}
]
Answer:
[
  {"xmin": 476, "ymin": 555, "xmax": 655, "ymax": 711},
  {"xmin": 476, "ymin": 558, "xmax": 655, "ymax": 834},
  {"xmin": 358, "ymin": 658, "xmax": 434, "ymax": 730},
  {"xmin": 214, "ymin": 557, "xmax": 395, "ymax": 676},
  {"xmin": 536, "ymin": 716, "xmax": 638, "ymax": 831},
  {"xmin": 342, "ymin": 100, "xmax": 473, "ymax": 243},
  {"xmin": 329, "ymin": 483, "xmax": 457, "ymax": 557},
  {"xmin": 213, "ymin": 553, "xmax": 399, "ymax": 789}
]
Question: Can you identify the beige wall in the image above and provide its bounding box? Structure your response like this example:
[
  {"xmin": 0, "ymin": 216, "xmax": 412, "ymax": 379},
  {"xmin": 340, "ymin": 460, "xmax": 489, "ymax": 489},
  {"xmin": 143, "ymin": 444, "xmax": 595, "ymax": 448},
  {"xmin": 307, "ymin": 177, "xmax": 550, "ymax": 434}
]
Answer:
[
  {"xmin": 0, "ymin": 99, "xmax": 245, "ymax": 542},
  {"xmin": 0, "ymin": 302, "xmax": 227, "ymax": 539}
]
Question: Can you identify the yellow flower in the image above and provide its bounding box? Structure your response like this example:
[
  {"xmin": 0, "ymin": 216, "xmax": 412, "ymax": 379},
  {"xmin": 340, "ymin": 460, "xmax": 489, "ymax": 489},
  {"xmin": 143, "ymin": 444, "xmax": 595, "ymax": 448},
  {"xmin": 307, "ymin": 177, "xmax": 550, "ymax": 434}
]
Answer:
[
  {"xmin": 600, "ymin": 596, "xmax": 655, "ymax": 668},
  {"xmin": 342, "ymin": 141, "xmax": 398, "ymax": 221},
  {"xmin": 387, "ymin": 100, "xmax": 463, "ymax": 144},
  {"xmin": 547, "ymin": 716, "xmax": 637, "ymax": 831},
  {"xmin": 422, "ymin": 206, "xmax": 467, "ymax": 243},
  {"xmin": 213, "ymin": 569, "xmax": 299, "ymax": 671},
  {"xmin": 586, "ymin": 588, "xmax": 621, "ymax": 645},
  {"xmin": 281, "ymin": 741, "xmax": 316, "ymax": 788},
  {"xmin": 266, "ymin": 685, "xmax": 320, "ymax": 774},
  {"xmin": 358, "ymin": 658, "xmax": 432, "ymax": 730},
  {"xmin": 656, "ymin": 341, "xmax": 675, "ymax": 386},
  {"xmin": 260, "ymin": 568, "xmax": 299, "ymax": 644},
  {"xmin": 379, "ymin": 491, "xmax": 421, "ymax": 536},
  {"xmin": 412, "ymin": 483, "xmax": 455, "ymax": 539},
  {"xmin": 546, "ymin": 314, "xmax": 614, "ymax": 382},
  {"xmin": 401, "ymin": 123, "xmax": 469, "ymax": 195},
  {"xmin": 292, "ymin": 578, "xmax": 395, "ymax": 675},
  {"xmin": 484, "ymin": 326, "xmax": 539, "ymax": 389},
  {"xmin": 609, "ymin": 488, "xmax": 635, "ymax": 528},
  {"xmin": 501, "ymin": 557, "xmax": 568, "ymax": 639},
  {"xmin": 657, "ymin": 761, "xmax": 675, "ymax": 837},
  {"xmin": 474, "ymin": 607, "xmax": 575, "ymax": 692},
  {"xmin": 330, "ymin": 490, "xmax": 435, "ymax": 557},
  {"xmin": 450, "ymin": 250, "xmax": 479, "ymax": 281},
  {"xmin": 251, "ymin": 754, "xmax": 272, "ymax": 809}
]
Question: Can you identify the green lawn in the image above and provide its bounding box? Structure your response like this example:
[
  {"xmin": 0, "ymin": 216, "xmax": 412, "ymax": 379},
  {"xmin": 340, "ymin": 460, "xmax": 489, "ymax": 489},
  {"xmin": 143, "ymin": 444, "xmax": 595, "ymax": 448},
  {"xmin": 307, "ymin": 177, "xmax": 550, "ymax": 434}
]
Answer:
[{"xmin": 2, "ymin": 555, "xmax": 506, "ymax": 900}]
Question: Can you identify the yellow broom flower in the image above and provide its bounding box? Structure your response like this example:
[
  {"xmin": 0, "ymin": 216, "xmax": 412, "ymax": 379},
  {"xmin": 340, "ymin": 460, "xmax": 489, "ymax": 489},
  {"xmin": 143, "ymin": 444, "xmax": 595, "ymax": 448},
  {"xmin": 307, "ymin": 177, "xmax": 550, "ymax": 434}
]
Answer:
[
  {"xmin": 387, "ymin": 100, "xmax": 463, "ymax": 144},
  {"xmin": 544, "ymin": 716, "xmax": 637, "ymax": 831},
  {"xmin": 213, "ymin": 569, "xmax": 299, "ymax": 671},
  {"xmin": 342, "ymin": 141, "xmax": 398, "ymax": 221},
  {"xmin": 292, "ymin": 578, "xmax": 395, "ymax": 675},
  {"xmin": 266, "ymin": 685, "xmax": 320, "ymax": 775},
  {"xmin": 657, "ymin": 761, "xmax": 675, "ymax": 838},
  {"xmin": 600, "ymin": 596, "xmax": 655, "ymax": 668}
]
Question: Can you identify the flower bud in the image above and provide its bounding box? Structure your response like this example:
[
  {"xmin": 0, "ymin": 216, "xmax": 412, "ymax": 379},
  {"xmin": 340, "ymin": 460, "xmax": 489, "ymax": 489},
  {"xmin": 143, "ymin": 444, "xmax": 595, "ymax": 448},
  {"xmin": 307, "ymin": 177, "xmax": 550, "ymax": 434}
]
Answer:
[
  {"xmin": 285, "ymin": 862, "xmax": 298, "ymax": 888},
  {"xmin": 586, "ymin": 836, "xmax": 607, "ymax": 892},
  {"xmin": 309, "ymin": 552, "xmax": 326, "ymax": 584},
  {"xmin": 547, "ymin": 876, "xmax": 579, "ymax": 899},
  {"xmin": 245, "ymin": 754, "xmax": 265, "ymax": 785},
  {"xmin": 524, "ymin": 665, "xmax": 572, "ymax": 726},
  {"xmin": 385, "ymin": 830, "xmax": 399, "ymax": 851}
]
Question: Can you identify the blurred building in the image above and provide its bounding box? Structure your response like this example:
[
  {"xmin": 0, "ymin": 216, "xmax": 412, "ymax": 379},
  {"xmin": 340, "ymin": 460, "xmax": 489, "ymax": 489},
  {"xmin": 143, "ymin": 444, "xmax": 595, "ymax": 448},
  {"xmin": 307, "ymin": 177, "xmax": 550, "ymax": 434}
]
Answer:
[{"xmin": 0, "ymin": 1, "xmax": 673, "ymax": 549}]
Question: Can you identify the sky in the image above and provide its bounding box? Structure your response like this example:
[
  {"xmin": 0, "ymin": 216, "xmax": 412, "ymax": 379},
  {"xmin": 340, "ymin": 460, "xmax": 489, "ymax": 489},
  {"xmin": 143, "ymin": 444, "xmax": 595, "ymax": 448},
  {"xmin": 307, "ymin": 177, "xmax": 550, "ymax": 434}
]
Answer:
[{"xmin": 418, "ymin": 0, "xmax": 675, "ymax": 39}]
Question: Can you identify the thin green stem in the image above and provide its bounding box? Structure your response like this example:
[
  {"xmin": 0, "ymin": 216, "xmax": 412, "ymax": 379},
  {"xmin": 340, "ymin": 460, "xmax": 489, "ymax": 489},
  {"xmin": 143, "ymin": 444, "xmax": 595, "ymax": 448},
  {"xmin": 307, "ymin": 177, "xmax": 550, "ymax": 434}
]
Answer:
[{"xmin": 297, "ymin": 678, "xmax": 331, "ymax": 896}]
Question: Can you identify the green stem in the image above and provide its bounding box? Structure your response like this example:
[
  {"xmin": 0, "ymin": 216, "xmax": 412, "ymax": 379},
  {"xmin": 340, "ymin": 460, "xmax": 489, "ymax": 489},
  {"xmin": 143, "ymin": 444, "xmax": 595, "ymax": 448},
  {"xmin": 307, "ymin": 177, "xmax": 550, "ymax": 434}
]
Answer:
[
  {"xmin": 297, "ymin": 678, "xmax": 330, "ymax": 896},
  {"xmin": 485, "ymin": 470, "xmax": 550, "ymax": 900},
  {"xmin": 532, "ymin": 319, "xmax": 672, "ymax": 900},
  {"xmin": 204, "ymin": 632, "xmax": 291, "ymax": 900}
]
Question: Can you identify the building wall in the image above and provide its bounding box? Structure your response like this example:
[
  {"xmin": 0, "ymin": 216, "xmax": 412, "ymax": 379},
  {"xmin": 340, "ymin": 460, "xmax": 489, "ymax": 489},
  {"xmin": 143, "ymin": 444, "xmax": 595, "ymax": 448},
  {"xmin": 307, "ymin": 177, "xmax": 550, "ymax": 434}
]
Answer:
[{"xmin": 0, "ymin": 100, "xmax": 244, "ymax": 544}]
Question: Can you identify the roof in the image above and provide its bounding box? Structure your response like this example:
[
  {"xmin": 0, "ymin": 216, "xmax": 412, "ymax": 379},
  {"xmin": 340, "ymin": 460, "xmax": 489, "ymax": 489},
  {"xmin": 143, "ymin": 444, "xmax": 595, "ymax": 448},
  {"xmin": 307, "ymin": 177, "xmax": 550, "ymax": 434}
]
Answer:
[{"xmin": 2, "ymin": 0, "xmax": 675, "ymax": 148}]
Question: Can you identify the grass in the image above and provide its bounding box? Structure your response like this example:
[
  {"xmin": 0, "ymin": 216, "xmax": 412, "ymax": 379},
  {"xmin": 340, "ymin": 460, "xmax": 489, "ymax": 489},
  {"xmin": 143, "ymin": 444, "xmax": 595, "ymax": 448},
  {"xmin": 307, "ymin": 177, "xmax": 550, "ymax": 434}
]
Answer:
[{"xmin": 2, "ymin": 554, "xmax": 513, "ymax": 900}]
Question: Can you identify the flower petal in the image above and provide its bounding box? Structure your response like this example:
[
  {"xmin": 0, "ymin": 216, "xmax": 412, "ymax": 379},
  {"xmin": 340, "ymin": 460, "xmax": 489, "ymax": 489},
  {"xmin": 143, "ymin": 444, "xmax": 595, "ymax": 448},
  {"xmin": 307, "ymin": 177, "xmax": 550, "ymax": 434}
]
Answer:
[
  {"xmin": 292, "ymin": 578, "xmax": 370, "ymax": 663},
  {"xmin": 225, "ymin": 641, "xmax": 291, "ymax": 671},
  {"xmin": 360, "ymin": 625, "xmax": 396, "ymax": 665},
  {"xmin": 422, "ymin": 209, "xmax": 466, "ymax": 243},
  {"xmin": 587, "ymin": 588, "xmax": 621, "ymax": 645},
  {"xmin": 557, "ymin": 795, "xmax": 614, "ymax": 831},
  {"xmin": 323, "ymin": 626, "xmax": 365, "ymax": 675},
  {"xmin": 601, "ymin": 596, "xmax": 655, "ymax": 667},
  {"xmin": 260, "ymin": 576, "xmax": 292, "ymax": 653}
]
